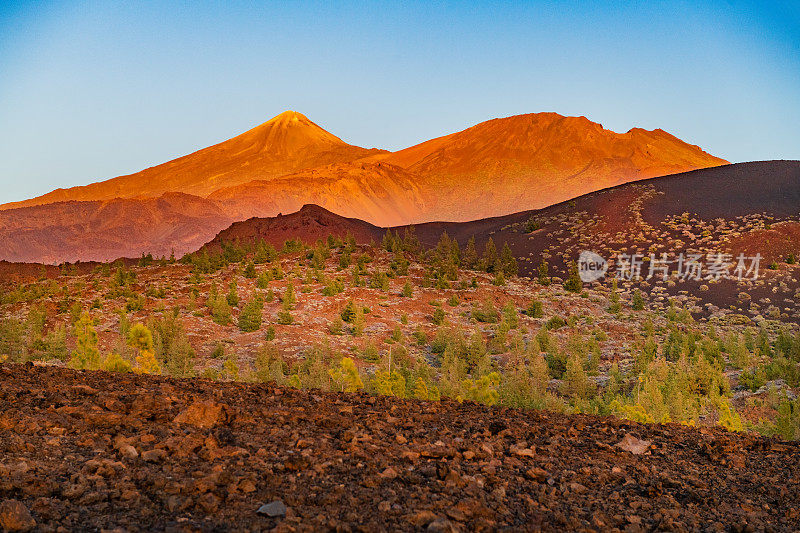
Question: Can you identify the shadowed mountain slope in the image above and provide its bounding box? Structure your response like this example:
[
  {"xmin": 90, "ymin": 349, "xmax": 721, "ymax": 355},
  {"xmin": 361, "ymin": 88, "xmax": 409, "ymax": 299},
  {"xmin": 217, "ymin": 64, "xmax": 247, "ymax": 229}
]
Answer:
[{"xmin": 0, "ymin": 193, "xmax": 232, "ymax": 264}]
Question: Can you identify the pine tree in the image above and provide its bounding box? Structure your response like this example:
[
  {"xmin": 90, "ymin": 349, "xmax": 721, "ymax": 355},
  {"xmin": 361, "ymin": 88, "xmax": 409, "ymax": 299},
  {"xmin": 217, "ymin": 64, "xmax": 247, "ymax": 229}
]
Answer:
[
  {"xmin": 538, "ymin": 258, "xmax": 550, "ymax": 286},
  {"xmin": 374, "ymin": 370, "xmax": 407, "ymax": 397},
  {"xmin": 562, "ymin": 351, "xmax": 591, "ymax": 400},
  {"xmin": 524, "ymin": 300, "xmax": 543, "ymax": 318},
  {"xmin": 564, "ymin": 261, "xmax": 582, "ymax": 293},
  {"xmin": 102, "ymin": 352, "xmax": 132, "ymax": 373},
  {"xmin": 282, "ymin": 282, "xmax": 296, "ymax": 308},
  {"xmin": 256, "ymin": 271, "xmax": 271, "ymax": 288},
  {"xmin": 462, "ymin": 236, "xmax": 478, "ymax": 269},
  {"xmin": 500, "ymin": 243, "xmax": 518, "ymax": 276},
  {"xmin": 435, "ymin": 232, "xmax": 452, "ymax": 264},
  {"xmin": 328, "ymin": 357, "xmax": 364, "ymax": 392},
  {"xmin": 69, "ymin": 312, "xmax": 101, "ymax": 370},
  {"xmin": 482, "ymin": 238, "xmax": 498, "ymax": 272},
  {"xmin": 276, "ymin": 309, "xmax": 293, "ymax": 325},
  {"xmin": 609, "ymin": 279, "xmax": 622, "ymax": 313},
  {"xmin": 462, "ymin": 372, "xmax": 501, "ymax": 406},
  {"xmin": 239, "ymin": 295, "xmax": 264, "ymax": 332},
  {"xmin": 352, "ymin": 304, "xmax": 365, "ymax": 336},
  {"xmin": 401, "ymin": 281, "xmax": 413, "ymax": 297},
  {"xmin": 128, "ymin": 323, "xmax": 160, "ymax": 374},
  {"xmin": 227, "ymin": 282, "xmax": 240, "ymax": 307},
  {"xmin": 403, "ymin": 226, "xmax": 420, "ymax": 254},
  {"xmin": 632, "ymin": 288, "xmax": 645, "ymax": 310},
  {"xmin": 210, "ymin": 293, "xmax": 232, "ymax": 326},
  {"xmin": 382, "ymin": 230, "xmax": 394, "ymax": 251},
  {"xmin": 340, "ymin": 300, "xmax": 356, "ymax": 323}
]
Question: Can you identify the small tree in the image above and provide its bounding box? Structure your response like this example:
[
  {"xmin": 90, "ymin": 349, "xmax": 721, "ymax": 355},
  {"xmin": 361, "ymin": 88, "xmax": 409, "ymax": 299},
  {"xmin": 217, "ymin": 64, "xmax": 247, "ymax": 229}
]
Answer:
[
  {"xmin": 538, "ymin": 258, "xmax": 550, "ymax": 286},
  {"xmin": 328, "ymin": 357, "xmax": 364, "ymax": 392},
  {"xmin": 128, "ymin": 323, "xmax": 160, "ymax": 374},
  {"xmin": 69, "ymin": 312, "xmax": 101, "ymax": 370},
  {"xmin": 374, "ymin": 370, "xmax": 407, "ymax": 397},
  {"xmin": 562, "ymin": 351, "xmax": 592, "ymax": 401},
  {"xmin": 500, "ymin": 243, "xmax": 518, "ymax": 276},
  {"xmin": 256, "ymin": 271, "xmax": 271, "ymax": 289},
  {"xmin": 276, "ymin": 309, "xmax": 293, "ymax": 325},
  {"xmin": 609, "ymin": 279, "xmax": 622, "ymax": 313},
  {"xmin": 432, "ymin": 307, "xmax": 446, "ymax": 325},
  {"xmin": 341, "ymin": 300, "xmax": 356, "ymax": 323},
  {"xmin": 239, "ymin": 295, "xmax": 264, "ymax": 332},
  {"xmin": 564, "ymin": 261, "xmax": 582, "ymax": 293},
  {"xmin": 482, "ymin": 238, "xmax": 498, "ymax": 272},
  {"xmin": 401, "ymin": 281, "xmax": 413, "ymax": 297},
  {"xmin": 632, "ymin": 288, "xmax": 645, "ymax": 311},
  {"xmin": 102, "ymin": 352, "xmax": 132, "ymax": 373},
  {"xmin": 329, "ymin": 316, "xmax": 343, "ymax": 335},
  {"xmin": 352, "ymin": 304, "xmax": 365, "ymax": 336},
  {"xmin": 210, "ymin": 293, "xmax": 232, "ymax": 326},
  {"xmin": 227, "ymin": 282, "xmax": 240, "ymax": 307},
  {"xmin": 282, "ymin": 282, "xmax": 296, "ymax": 308},
  {"xmin": 524, "ymin": 300, "xmax": 543, "ymax": 318},
  {"xmin": 462, "ymin": 236, "xmax": 478, "ymax": 269}
]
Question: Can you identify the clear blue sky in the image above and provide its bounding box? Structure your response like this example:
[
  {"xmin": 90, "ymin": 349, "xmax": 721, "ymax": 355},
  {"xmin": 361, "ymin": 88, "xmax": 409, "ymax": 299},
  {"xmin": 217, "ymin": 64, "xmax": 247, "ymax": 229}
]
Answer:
[{"xmin": 1, "ymin": 1, "xmax": 798, "ymax": 204}]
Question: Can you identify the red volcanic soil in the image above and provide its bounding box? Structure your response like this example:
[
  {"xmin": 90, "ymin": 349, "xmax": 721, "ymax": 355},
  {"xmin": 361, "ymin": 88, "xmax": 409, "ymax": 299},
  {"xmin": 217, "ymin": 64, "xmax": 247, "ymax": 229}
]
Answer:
[
  {"xmin": 1, "ymin": 363, "xmax": 798, "ymax": 532},
  {"xmin": 725, "ymin": 221, "xmax": 800, "ymax": 264}
]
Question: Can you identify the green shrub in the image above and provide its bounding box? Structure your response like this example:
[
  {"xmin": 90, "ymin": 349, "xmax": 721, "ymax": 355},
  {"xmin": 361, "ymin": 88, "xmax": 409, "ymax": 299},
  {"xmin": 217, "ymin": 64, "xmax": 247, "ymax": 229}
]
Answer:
[
  {"xmin": 524, "ymin": 300, "xmax": 543, "ymax": 318},
  {"xmin": 239, "ymin": 296, "xmax": 264, "ymax": 332}
]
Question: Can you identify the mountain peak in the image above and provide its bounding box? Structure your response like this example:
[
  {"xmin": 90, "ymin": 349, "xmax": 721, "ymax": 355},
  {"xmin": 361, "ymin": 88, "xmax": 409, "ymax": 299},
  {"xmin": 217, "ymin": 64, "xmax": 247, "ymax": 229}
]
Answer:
[
  {"xmin": 244, "ymin": 110, "xmax": 346, "ymax": 151},
  {"xmin": 265, "ymin": 110, "xmax": 310, "ymax": 125}
]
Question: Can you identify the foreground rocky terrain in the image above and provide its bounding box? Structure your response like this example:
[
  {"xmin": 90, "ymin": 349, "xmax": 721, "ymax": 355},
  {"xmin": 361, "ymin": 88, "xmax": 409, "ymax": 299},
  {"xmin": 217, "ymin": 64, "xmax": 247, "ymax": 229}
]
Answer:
[{"xmin": 1, "ymin": 364, "xmax": 798, "ymax": 532}]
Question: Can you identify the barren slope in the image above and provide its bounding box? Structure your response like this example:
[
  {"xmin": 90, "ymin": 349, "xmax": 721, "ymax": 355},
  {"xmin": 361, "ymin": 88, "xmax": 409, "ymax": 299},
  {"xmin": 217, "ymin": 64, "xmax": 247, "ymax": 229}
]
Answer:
[
  {"xmin": 0, "ymin": 193, "xmax": 232, "ymax": 264},
  {"xmin": 208, "ymin": 161, "xmax": 428, "ymax": 226},
  {"xmin": 380, "ymin": 112, "xmax": 728, "ymax": 221}
]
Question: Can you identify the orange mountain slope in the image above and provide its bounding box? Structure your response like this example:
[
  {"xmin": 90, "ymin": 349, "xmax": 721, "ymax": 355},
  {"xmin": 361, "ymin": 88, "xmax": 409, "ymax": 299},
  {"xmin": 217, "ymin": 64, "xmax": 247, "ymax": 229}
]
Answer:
[
  {"xmin": 378, "ymin": 112, "xmax": 728, "ymax": 220},
  {"xmin": 208, "ymin": 161, "xmax": 428, "ymax": 226},
  {"xmin": 0, "ymin": 193, "xmax": 232, "ymax": 264},
  {"xmin": 0, "ymin": 110, "xmax": 730, "ymax": 263},
  {"xmin": 0, "ymin": 111, "xmax": 385, "ymax": 210}
]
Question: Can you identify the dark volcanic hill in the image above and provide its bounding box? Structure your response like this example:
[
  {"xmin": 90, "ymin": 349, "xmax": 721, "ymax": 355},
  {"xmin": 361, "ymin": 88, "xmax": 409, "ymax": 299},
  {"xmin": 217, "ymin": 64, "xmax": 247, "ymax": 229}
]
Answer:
[
  {"xmin": 202, "ymin": 204, "xmax": 385, "ymax": 253},
  {"xmin": 201, "ymin": 161, "xmax": 800, "ymax": 322}
]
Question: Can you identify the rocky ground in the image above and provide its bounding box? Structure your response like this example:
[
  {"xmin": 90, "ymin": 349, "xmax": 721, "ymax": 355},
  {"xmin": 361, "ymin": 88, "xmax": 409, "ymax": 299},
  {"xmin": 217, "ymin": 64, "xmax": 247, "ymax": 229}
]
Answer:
[{"xmin": 1, "ymin": 363, "xmax": 799, "ymax": 532}]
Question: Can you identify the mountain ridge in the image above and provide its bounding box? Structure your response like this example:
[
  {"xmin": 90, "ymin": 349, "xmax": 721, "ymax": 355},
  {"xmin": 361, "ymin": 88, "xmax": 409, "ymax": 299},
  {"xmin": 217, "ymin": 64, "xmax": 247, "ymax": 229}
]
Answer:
[
  {"xmin": 0, "ymin": 110, "xmax": 385, "ymax": 210},
  {"xmin": 0, "ymin": 110, "xmax": 732, "ymax": 262}
]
